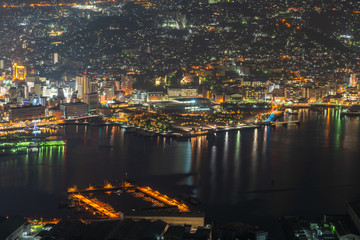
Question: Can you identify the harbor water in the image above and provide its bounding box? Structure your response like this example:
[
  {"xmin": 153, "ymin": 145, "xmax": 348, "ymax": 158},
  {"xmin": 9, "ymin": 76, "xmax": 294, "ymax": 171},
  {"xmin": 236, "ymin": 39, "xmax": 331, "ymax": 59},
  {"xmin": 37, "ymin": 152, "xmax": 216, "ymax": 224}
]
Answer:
[{"xmin": 1, "ymin": 108, "xmax": 360, "ymax": 233}]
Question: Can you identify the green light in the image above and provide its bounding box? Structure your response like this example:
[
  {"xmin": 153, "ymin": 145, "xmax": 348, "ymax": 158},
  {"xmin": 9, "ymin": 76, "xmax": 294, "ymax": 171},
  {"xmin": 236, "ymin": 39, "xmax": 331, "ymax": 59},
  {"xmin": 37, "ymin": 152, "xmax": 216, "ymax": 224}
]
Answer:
[
  {"xmin": 0, "ymin": 140, "xmax": 66, "ymax": 149},
  {"xmin": 331, "ymin": 225, "xmax": 336, "ymax": 234}
]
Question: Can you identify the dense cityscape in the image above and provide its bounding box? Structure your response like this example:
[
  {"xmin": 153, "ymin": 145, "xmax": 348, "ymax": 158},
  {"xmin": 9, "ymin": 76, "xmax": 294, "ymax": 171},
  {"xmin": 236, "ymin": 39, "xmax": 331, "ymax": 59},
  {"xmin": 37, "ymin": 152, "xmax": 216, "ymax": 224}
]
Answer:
[{"xmin": 2, "ymin": 0, "xmax": 360, "ymax": 239}]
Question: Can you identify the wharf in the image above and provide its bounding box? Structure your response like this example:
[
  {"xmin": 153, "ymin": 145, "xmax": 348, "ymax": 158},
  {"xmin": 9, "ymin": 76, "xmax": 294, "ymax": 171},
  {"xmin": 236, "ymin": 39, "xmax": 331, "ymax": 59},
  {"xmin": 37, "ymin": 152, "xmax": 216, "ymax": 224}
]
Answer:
[
  {"xmin": 124, "ymin": 124, "xmax": 261, "ymax": 139},
  {"xmin": 67, "ymin": 180, "xmax": 192, "ymax": 216},
  {"xmin": 257, "ymin": 120, "xmax": 301, "ymax": 127}
]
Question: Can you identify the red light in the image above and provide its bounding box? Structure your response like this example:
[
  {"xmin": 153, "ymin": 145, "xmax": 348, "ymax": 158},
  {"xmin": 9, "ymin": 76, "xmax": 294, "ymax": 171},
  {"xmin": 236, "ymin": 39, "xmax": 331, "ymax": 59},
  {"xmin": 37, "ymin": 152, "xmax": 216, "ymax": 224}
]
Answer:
[
  {"xmin": 64, "ymin": 140, "xmax": 67, "ymax": 143},
  {"xmin": 84, "ymin": 72, "xmax": 87, "ymax": 75},
  {"xmin": 94, "ymin": 75, "xmax": 97, "ymax": 78}
]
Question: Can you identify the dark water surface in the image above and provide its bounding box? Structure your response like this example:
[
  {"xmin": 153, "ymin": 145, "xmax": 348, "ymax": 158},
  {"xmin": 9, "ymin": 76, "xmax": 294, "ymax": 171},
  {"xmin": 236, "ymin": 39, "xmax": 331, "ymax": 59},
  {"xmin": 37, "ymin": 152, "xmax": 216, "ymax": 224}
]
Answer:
[{"xmin": 1, "ymin": 109, "xmax": 360, "ymax": 231}]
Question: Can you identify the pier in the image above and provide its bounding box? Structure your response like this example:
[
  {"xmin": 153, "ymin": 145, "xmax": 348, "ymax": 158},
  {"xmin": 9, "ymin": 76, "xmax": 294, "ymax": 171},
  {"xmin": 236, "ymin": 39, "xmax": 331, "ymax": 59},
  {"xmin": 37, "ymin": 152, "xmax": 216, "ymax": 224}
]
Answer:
[
  {"xmin": 67, "ymin": 180, "xmax": 191, "ymax": 218},
  {"xmin": 71, "ymin": 194, "xmax": 122, "ymax": 219},
  {"xmin": 258, "ymin": 120, "xmax": 301, "ymax": 127}
]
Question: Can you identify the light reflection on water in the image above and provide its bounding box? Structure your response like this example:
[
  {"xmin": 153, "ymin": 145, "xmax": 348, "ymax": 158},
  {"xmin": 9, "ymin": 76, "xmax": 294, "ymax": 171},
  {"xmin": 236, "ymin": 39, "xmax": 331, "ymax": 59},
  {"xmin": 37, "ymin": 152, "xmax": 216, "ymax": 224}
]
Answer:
[{"xmin": 1, "ymin": 109, "xmax": 360, "ymax": 218}]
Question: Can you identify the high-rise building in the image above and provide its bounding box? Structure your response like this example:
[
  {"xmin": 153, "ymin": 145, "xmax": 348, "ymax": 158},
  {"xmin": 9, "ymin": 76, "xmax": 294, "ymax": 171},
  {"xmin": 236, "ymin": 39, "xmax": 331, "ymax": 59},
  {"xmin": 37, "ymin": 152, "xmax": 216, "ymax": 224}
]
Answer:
[
  {"xmin": 0, "ymin": 60, "xmax": 4, "ymax": 69},
  {"xmin": 103, "ymin": 86, "xmax": 114, "ymax": 101},
  {"xmin": 114, "ymin": 80, "xmax": 121, "ymax": 91},
  {"xmin": 75, "ymin": 76, "xmax": 84, "ymax": 98},
  {"xmin": 121, "ymin": 75, "xmax": 136, "ymax": 94},
  {"xmin": 90, "ymin": 79, "xmax": 98, "ymax": 93},
  {"xmin": 75, "ymin": 75, "xmax": 90, "ymax": 99},
  {"xmin": 25, "ymin": 75, "xmax": 38, "ymax": 91},
  {"xmin": 84, "ymin": 93, "xmax": 99, "ymax": 113},
  {"xmin": 344, "ymin": 74, "xmax": 357, "ymax": 87},
  {"xmin": 12, "ymin": 63, "xmax": 26, "ymax": 81},
  {"xmin": 350, "ymin": 74, "xmax": 357, "ymax": 87},
  {"xmin": 34, "ymin": 82, "xmax": 42, "ymax": 96}
]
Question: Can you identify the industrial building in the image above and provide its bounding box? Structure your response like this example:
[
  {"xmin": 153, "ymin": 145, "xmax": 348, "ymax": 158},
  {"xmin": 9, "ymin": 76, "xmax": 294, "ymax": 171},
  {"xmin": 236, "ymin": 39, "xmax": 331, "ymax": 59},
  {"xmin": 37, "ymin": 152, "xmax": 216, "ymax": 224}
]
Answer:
[{"xmin": 150, "ymin": 98, "xmax": 211, "ymax": 113}]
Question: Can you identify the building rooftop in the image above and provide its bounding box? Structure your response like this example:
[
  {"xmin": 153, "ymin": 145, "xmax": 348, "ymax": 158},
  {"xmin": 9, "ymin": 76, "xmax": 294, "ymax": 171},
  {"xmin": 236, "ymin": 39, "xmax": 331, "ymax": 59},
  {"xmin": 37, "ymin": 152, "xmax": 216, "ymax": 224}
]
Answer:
[
  {"xmin": 0, "ymin": 216, "xmax": 28, "ymax": 240},
  {"xmin": 9, "ymin": 105, "xmax": 44, "ymax": 109},
  {"xmin": 60, "ymin": 102, "xmax": 88, "ymax": 106},
  {"xmin": 125, "ymin": 208, "xmax": 205, "ymax": 218}
]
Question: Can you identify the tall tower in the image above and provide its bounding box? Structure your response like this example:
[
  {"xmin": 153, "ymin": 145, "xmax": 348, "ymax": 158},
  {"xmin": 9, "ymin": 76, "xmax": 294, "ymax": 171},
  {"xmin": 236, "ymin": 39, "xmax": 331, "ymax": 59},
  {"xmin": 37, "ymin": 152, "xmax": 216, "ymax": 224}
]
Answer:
[
  {"xmin": 83, "ymin": 75, "xmax": 90, "ymax": 95},
  {"xmin": 76, "ymin": 76, "xmax": 84, "ymax": 98},
  {"xmin": 76, "ymin": 74, "xmax": 90, "ymax": 98}
]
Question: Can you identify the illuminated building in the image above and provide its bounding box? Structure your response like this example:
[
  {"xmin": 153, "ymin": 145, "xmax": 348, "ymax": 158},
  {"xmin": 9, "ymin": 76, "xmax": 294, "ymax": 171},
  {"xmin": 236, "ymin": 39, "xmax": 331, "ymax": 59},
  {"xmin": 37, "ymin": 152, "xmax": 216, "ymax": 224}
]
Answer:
[
  {"xmin": 132, "ymin": 0, "xmax": 155, "ymax": 8},
  {"xmin": 121, "ymin": 75, "xmax": 135, "ymax": 94},
  {"xmin": 9, "ymin": 105, "xmax": 45, "ymax": 121},
  {"xmin": 76, "ymin": 75, "xmax": 90, "ymax": 99},
  {"xmin": 103, "ymin": 86, "xmax": 115, "ymax": 101},
  {"xmin": 167, "ymin": 87, "xmax": 199, "ymax": 98},
  {"xmin": 12, "ymin": 63, "xmax": 26, "ymax": 81},
  {"xmin": 347, "ymin": 74, "xmax": 357, "ymax": 87},
  {"xmin": 147, "ymin": 92, "xmax": 164, "ymax": 102},
  {"xmin": 0, "ymin": 60, "xmax": 4, "ymax": 69},
  {"xmin": 54, "ymin": 53, "xmax": 59, "ymax": 64},
  {"xmin": 155, "ymin": 76, "xmax": 166, "ymax": 86},
  {"xmin": 150, "ymin": 98, "xmax": 211, "ymax": 113},
  {"xmin": 131, "ymin": 90, "xmax": 147, "ymax": 104},
  {"xmin": 42, "ymin": 86, "xmax": 58, "ymax": 99},
  {"xmin": 180, "ymin": 76, "xmax": 197, "ymax": 85},
  {"xmin": 62, "ymin": 86, "xmax": 73, "ymax": 102},
  {"xmin": 90, "ymin": 79, "xmax": 99, "ymax": 93},
  {"xmin": 114, "ymin": 80, "xmax": 121, "ymax": 92},
  {"xmin": 49, "ymin": 109, "xmax": 64, "ymax": 119},
  {"xmin": 25, "ymin": 75, "xmax": 36, "ymax": 90}
]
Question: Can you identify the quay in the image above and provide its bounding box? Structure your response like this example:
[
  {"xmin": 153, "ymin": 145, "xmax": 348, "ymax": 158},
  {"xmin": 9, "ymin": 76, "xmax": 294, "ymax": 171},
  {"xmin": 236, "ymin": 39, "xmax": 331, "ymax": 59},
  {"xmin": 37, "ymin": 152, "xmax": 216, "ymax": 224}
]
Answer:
[
  {"xmin": 67, "ymin": 180, "xmax": 192, "ymax": 218},
  {"xmin": 71, "ymin": 194, "xmax": 122, "ymax": 219},
  {"xmin": 123, "ymin": 124, "xmax": 262, "ymax": 138},
  {"xmin": 257, "ymin": 120, "xmax": 301, "ymax": 127}
]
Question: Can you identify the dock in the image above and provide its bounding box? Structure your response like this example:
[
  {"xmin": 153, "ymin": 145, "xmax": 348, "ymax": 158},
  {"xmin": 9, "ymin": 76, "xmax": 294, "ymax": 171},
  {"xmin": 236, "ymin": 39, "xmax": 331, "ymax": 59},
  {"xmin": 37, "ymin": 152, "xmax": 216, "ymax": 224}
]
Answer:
[
  {"xmin": 67, "ymin": 180, "xmax": 191, "ymax": 220},
  {"xmin": 71, "ymin": 194, "xmax": 122, "ymax": 219},
  {"xmin": 257, "ymin": 120, "xmax": 301, "ymax": 127}
]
